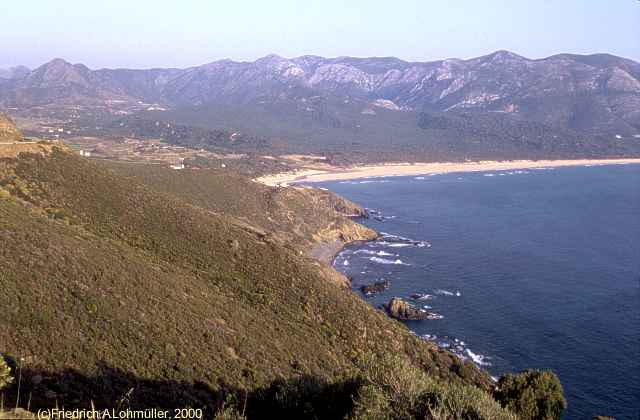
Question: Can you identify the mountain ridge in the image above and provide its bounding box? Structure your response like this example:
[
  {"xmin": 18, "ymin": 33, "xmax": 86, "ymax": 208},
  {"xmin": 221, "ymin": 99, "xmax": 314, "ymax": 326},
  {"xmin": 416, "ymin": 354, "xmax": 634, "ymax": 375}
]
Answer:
[{"xmin": 2, "ymin": 50, "xmax": 639, "ymax": 135}]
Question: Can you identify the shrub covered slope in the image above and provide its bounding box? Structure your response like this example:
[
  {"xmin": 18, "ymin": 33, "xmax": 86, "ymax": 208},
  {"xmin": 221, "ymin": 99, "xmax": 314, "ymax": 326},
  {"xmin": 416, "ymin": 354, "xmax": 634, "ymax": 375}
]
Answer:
[{"xmin": 0, "ymin": 148, "xmax": 520, "ymax": 417}]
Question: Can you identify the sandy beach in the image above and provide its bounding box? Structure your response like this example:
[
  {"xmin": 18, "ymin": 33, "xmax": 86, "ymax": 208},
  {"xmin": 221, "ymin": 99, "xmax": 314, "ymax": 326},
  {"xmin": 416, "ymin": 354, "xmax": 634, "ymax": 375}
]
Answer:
[{"xmin": 256, "ymin": 158, "xmax": 640, "ymax": 186}]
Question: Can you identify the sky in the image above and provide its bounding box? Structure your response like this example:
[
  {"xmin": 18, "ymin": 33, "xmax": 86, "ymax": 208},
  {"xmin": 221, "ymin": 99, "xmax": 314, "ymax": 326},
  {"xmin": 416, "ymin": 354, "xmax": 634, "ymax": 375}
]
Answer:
[{"xmin": 1, "ymin": 0, "xmax": 638, "ymax": 69}]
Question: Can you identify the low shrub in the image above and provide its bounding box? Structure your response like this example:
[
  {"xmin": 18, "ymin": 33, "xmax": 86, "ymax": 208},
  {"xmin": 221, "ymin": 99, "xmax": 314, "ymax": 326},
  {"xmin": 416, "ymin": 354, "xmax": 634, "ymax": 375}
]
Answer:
[
  {"xmin": 0, "ymin": 355, "xmax": 13, "ymax": 390},
  {"xmin": 495, "ymin": 370, "xmax": 566, "ymax": 420}
]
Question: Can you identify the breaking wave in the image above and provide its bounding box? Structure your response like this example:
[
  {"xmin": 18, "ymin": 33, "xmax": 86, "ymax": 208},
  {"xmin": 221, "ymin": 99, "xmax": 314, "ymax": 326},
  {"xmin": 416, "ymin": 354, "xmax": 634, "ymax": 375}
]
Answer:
[
  {"xmin": 421, "ymin": 334, "xmax": 492, "ymax": 367},
  {"xmin": 377, "ymin": 232, "xmax": 432, "ymax": 248},
  {"xmin": 369, "ymin": 257, "xmax": 409, "ymax": 265},
  {"xmin": 434, "ymin": 289, "xmax": 461, "ymax": 297},
  {"xmin": 434, "ymin": 289, "xmax": 454, "ymax": 296},
  {"xmin": 353, "ymin": 249, "xmax": 396, "ymax": 257},
  {"xmin": 465, "ymin": 349, "xmax": 491, "ymax": 366}
]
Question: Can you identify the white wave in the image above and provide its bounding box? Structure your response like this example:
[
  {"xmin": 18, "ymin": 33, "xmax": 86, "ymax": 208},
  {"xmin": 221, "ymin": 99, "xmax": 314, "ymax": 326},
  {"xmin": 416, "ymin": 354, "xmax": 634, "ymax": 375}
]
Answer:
[
  {"xmin": 342, "ymin": 260, "xmax": 349, "ymax": 266},
  {"xmin": 423, "ymin": 305, "xmax": 432, "ymax": 309},
  {"xmin": 531, "ymin": 167, "xmax": 556, "ymax": 171},
  {"xmin": 483, "ymin": 173, "xmax": 495, "ymax": 177},
  {"xmin": 411, "ymin": 293, "xmax": 434, "ymax": 300},
  {"xmin": 435, "ymin": 289, "xmax": 455, "ymax": 296},
  {"xmin": 380, "ymin": 232, "xmax": 408, "ymax": 240},
  {"xmin": 340, "ymin": 179, "xmax": 390, "ymax": 185},
  {"xmin": 377, "ymin": 233, "xmax": 431, "ymax": 248},
  {"xmin": 353, "ymin": 249, "xmax": 376, "ymax": 255},
  {"xmin": 386, "ymin": 243, "xmax": 413, "ymax": 248},
  {"xmin": 422, "ymin": 335, "xmax": 492, "ymax": 368},
  {"xmin": 465, "ymin": 349, "xmax": 491, "ymax": 366},
  {"xmin": 369, "ymin": 257, "xmax": 409, "ymax": 265},
  {"xmin": 414, "ymin": 176, "xmax": 426, "ymax": 180},
  {"xmin": 354, "ymin": 249, "xmax": 397, "ymax": 257},
  {"xmin": 376, "ymin": 250, "xmax": 396, "ymax": 256}
]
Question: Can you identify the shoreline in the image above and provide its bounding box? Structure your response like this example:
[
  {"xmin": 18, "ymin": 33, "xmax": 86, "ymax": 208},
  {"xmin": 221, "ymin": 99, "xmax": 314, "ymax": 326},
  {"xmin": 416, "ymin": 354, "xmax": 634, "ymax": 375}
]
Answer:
[
  {"xmin": 311, "ymin": 237, "xmax": 378, "ymax": 266},
  {"xmin": 256, "ymin": 158, "xmax": 640, "ymax": 186}
]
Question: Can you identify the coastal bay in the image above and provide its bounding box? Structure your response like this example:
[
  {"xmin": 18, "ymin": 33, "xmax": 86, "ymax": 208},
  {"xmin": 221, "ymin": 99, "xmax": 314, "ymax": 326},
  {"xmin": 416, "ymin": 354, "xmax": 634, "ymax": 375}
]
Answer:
[{"xmin": 319, "ymin": 163, "xmax": 640, "ymax": 420}]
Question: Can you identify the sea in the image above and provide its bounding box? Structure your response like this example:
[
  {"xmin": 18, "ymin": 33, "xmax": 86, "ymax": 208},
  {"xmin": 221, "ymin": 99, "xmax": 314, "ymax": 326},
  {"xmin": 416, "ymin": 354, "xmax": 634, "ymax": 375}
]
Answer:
[{"xmin": 316, "ymin": 164, "xmax": 640, "ymax": 420}]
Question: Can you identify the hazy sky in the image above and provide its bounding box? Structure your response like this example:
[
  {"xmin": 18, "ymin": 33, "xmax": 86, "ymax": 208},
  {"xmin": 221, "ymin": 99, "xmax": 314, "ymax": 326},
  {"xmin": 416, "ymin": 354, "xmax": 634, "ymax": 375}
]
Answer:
[{"xmin": 1, "ymin": 0, "xmax": 638, "ymax": 69}]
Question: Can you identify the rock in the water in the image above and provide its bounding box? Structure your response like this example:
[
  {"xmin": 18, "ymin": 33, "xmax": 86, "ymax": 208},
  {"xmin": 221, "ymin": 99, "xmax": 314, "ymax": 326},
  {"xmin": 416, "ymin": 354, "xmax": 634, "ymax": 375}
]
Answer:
[
  {"xmin": 360, "ymin": 279, "xmax": 390, "ymax": 296},
  {"xmin": 384, "ymin": 297, "xmax": 442, "ymax": 320}
]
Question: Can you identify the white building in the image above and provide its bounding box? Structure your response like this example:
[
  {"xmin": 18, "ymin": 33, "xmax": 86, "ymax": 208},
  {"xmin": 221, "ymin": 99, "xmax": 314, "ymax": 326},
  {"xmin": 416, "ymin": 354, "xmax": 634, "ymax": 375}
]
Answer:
[{"xmin": 170, "ymin": 158, "xmax": 185, "ymax": 170}]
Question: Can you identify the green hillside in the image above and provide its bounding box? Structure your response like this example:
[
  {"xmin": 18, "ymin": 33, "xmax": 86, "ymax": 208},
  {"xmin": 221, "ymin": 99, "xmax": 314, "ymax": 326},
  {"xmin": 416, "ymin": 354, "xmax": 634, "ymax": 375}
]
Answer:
[
  {"xmin": 0, "ymin": 148, "xmax": 528, "ymax": 418},
  {"xmin": 98, "ymin": 160, "xmax": 376, "ymax": 253}
]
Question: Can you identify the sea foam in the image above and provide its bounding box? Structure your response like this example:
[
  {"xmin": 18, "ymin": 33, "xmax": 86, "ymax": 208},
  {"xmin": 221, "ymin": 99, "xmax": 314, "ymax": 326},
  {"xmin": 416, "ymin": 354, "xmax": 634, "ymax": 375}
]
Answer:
[{"xmin": 370, "ymin": 257, "xmax": 409, "ymax": 265}]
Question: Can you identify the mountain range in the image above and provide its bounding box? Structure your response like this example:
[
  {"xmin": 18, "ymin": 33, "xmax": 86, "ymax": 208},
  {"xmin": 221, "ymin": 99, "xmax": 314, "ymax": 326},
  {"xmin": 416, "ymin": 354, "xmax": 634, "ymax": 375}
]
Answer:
[
  {"xmin": 2, "ymin": 51, "xmax": 639, "ymax": 134},
  {"xmin": 2, "ymin": 51, "xmax": 640, "ymax": 164}
]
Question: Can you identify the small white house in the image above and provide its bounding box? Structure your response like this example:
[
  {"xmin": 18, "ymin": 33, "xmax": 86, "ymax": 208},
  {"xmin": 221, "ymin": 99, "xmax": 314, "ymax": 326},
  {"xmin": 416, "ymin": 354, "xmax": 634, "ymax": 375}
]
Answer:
[{"xmin": 170, "ymin": 158, "xmax": 185, "ymax": 170}]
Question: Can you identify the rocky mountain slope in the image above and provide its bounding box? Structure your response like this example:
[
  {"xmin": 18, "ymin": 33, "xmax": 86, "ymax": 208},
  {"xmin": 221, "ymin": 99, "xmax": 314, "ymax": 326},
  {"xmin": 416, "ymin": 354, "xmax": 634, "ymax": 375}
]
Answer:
[{"xmin": 2, "ymin": 51, "xmax": 639, "ymax": 135}]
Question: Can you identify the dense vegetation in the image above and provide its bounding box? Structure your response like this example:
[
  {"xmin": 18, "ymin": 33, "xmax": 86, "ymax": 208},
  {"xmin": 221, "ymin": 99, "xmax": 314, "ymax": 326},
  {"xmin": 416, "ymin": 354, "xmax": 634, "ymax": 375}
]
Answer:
[
  {"xmin": 495, "ymin": 370, "xmax": 567, "ymax": 420},
  {"xmin": 105, "ymin": 116, "xmax": 268, "ymax": 153},
  {"xmin": 2, "ymin": 352, "xmax": 565, "ymax": 420},
  {"xmin": 104, "ymin": 102, "xmax": 640, "ymax": 165},
  {"xmin": 98, "ymin": 160, "xmax": 375, "ymax": 252},
  {"xmin": 1, "ymin": 147, "xmax": 525, "ymax": 418}
]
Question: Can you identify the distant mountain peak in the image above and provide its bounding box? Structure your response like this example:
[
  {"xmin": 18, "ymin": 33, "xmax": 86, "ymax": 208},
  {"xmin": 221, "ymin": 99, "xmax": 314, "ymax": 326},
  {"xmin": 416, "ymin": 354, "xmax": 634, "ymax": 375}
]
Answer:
[
  {"xmin": 256, "ymin": 53, "xmax": 286, "ymax": 63},
  {"xmin": 45, "ymin": 57, "xmax": 73, "ymax": 68},
  {"xmin": 484, "ymin": 50, "xmax": 526, "ymax": 62}
]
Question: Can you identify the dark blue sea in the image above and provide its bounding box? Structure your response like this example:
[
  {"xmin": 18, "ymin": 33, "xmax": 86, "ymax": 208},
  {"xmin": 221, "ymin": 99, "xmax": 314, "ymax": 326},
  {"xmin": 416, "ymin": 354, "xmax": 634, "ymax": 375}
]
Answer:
[{"xmin": 317, "ymin": 164, "xmax": 640, "ymax": 420}]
